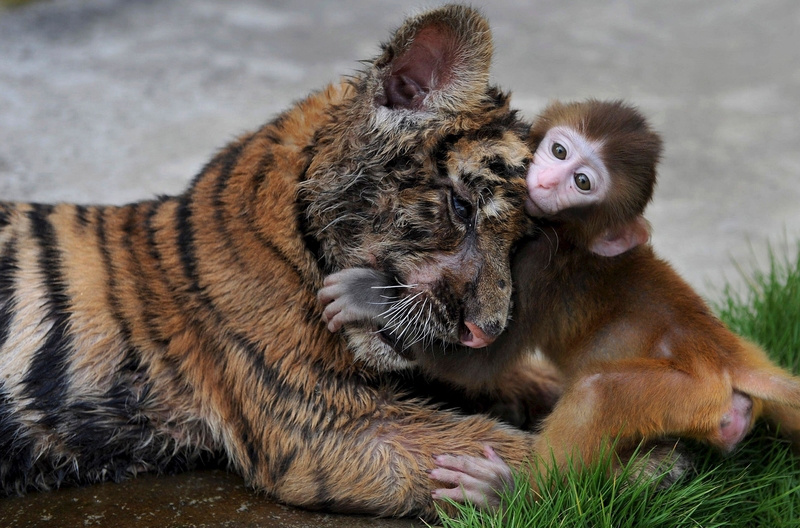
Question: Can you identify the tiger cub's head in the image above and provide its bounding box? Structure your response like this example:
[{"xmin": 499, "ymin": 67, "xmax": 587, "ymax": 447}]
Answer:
[{"xmin": 303, "ymin": 5, "xmax": 531, "ymax": 371}]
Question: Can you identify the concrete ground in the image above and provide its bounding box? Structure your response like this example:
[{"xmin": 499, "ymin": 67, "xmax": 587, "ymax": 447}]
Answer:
[{"xmin": 0, "ymin": 0, "xmax": 799, "ymax": 526}]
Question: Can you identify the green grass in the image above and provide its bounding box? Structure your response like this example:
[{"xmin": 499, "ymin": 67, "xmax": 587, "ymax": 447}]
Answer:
[{"xmin": 438, "ymin": 242, "xmax": 800, "ymax": 528}]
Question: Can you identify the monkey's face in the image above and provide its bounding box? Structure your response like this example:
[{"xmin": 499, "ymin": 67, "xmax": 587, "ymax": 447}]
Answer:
[{"xmin": 525, "ymin": 126, "xmax": 609, "ymax": 218}]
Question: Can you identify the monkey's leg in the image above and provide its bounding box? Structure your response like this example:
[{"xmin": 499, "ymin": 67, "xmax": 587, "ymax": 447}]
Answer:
[
  {"xmin": 762, "ymin": 402, "xmax": 800, "ymax": 453},
  {"xmin": 532, "ymin": 358, "xmax": 736, "ymax": 480},
  {"xmin": 726, "ymin": 339, "xmax": 800, "ymax": 451}
]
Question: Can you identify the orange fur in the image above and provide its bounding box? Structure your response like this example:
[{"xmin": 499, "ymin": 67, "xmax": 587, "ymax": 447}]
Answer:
[
  {"xmin": 511, "ymin": 239, "xmax": 800, "ymax": 479},
  {"xmin": 505, "ymin": 102, "xmax": 800, "ymax": 481},
  {"xmin": 0, "ymin": 6, "xmax": 550, "ymax": 520}
]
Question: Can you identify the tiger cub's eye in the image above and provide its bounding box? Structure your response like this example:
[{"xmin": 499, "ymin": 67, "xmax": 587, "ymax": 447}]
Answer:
[
  {"xmin": 574, "ymin": 173, "xmax": 591, "ymax": 191},
  {"xmin": 551, "ymin": 143, "xmax": 567, "ymax": 160},
  {"xmin": 451, "ymin": 192, "xmax": 473, "ymax": 222}
]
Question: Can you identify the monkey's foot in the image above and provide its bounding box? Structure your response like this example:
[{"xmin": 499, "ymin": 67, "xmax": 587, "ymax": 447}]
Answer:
[
  {"xmin": 617, "ymin": 438, "xmax": 692, "ymax": 490},
  {"xmin": 717, "ymin": 391, "xmax": 753, "ymax": 452}
]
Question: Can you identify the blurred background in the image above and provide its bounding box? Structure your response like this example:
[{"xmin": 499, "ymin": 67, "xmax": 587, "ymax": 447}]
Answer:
[
  {"xmin": 1, "ymin": 0, "xmax": 799, "ymax": 298},
  {"xmin": 0, "ymin": 1, "xmax": 799, "ymax": 525}
]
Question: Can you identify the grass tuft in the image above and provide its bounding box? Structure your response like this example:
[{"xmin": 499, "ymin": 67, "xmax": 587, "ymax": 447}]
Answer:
[
  {"xmin": 438, "ymin": 242, "xmax": 800, "ymax": 528},
  {"xmin": 715, "ymin": 241, "xmax": 800, "ymax": 371}
]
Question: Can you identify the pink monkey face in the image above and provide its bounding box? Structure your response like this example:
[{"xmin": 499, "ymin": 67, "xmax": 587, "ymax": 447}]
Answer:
[{"xmin": 525, "ymin": 126, "xmax": 609, "ymax": 217}]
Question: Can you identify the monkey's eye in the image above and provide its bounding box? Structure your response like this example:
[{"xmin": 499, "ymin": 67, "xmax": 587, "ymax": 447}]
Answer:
[
  {"xmin": 551, "ymin": 142, "xmax": 567, "ymax": 160},
  {"xmin": 574, "ymin": 173, "xmax": 591, "ymax": 191},
  {"xmin": 451, "ymin": 192, "xmax": 473, "ymax": 223}
]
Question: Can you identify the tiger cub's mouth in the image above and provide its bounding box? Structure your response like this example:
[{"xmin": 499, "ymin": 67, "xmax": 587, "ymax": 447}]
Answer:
[
  {"xmin": 377, "ymin": 328, "xmax": 415, "ymax": 361},
  {"xmin": 374, "ymin": 316, "xmax": 472, "ymax": 360}
]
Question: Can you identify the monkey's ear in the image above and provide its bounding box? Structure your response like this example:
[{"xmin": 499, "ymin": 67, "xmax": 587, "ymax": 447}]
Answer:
[
  {"xmin": 374, "ymin": 5, "xmax": 493, "ymax": 113},
  {"xmin": 590, "ymin": 216, "xmax": 651, "ymax": 257}
]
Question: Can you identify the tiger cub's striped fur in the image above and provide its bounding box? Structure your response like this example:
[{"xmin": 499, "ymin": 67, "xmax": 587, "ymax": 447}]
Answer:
[{"xmin": 0, "ymin": 5, "xmax": 557, "ymax": 519}]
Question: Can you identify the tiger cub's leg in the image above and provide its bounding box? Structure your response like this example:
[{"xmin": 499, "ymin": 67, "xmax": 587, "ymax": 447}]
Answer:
[{"xmin": 233, "ymin": 395, "xmax": 533, "ymax": 520}]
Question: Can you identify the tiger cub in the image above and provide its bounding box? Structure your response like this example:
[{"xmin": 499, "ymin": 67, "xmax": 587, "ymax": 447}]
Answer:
[{"xmin": 0, "ymin": 5, "xmax": 557, "ymax": 520}]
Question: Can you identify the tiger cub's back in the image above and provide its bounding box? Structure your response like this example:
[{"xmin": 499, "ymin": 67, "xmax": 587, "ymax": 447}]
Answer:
[{"xmin": 0, "ymin": 200, "xmax": 216, "ymax": 493}]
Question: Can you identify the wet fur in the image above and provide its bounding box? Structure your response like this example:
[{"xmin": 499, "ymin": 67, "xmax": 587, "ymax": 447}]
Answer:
[{"xmin": 0, "ymin": 6, "xmax": 555, "ymax": 519}]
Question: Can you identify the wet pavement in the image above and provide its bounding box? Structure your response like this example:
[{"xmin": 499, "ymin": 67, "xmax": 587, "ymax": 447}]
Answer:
[{"xmin": 0, "ymin": 469, "xmax": 424, "ymax": 528}]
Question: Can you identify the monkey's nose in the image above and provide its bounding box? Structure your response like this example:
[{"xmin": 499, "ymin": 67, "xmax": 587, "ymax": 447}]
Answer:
[
  {"xmin": 460, "ymin": 321, "xmax": 496, "ymax": 348},
  {"xmin": 535, "ymin": 167, "xmax": 561, "ymax": 190}
]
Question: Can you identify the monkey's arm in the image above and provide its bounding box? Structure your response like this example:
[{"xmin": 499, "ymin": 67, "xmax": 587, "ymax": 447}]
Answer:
[{"xmin": 318, "ymin": 267, "xmax": 394, "ymax": 332}]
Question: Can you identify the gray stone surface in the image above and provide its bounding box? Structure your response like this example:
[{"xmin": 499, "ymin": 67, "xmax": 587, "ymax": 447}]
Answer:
[{"xmin": 0, "ymin": 0, "xmax": 799, "ymax": 525}]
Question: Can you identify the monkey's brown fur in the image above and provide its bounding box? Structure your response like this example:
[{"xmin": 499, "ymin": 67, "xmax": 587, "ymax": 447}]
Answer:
[
  {"xmin": 506, "ymin": 100, "xmax": 800, "ymax": 483},
  {"xmin": 528, "ymin": 99, "xmax": 661, "ymax": 246},
  {"xmin": 0, "ymin": 6, "xmax": 561, "ymax": 519}
]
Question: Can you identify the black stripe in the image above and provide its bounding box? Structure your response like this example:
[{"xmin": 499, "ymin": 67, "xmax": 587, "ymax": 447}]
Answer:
[
  {"xmin": 268, "ymin": 446, "xmax": 297, "ymax": 485},
  {"xmin": 94, "ymin": 205, "xmax": 176, "ymax": 470},
  {"xmin": 472, "ymin": 107, "xmax": 526, "ymax": 142},
  {"xmin": 211, "ymin": 142, "xmax": 249, "ymax": 220},
  {"xmin": 144, "ymin": 197, "xmax": 170, "ymax": 282},
  {"xmin": 296, "ymin": 200, "xmax": 324, "ymax": 271},
  {"xmin": 175, "ymin": 191, "xmax": 203, "ymax": 295},
  {"xmin": 243, "ymin": 178, "xmax": 315, "ymax": 283},
  {"xmin": 96, "ymin": 206, "xmax": 134, "ymax": 345},
  {"xmin": 74, "ymin": 205, "xmax": 90, "ymax": 228},
  {"xmin": 211, "ymin": 136, "xmax": 256, "ymax": 267},
  {"xmin": 486, "ymin": 156, "xmax": 513, "ymax": 179},
  {"xmin": 251, "ymin": 152, "xmax": 273, "ymax": 190},
  {"xmin": 237, "ymin": 420, "xmax": 260, "ymax": 480},
  {"xmin": 143, "ymin": 197, "xmax": 187, "ymax": 321},
  {"xmin": 314, "ymin": 473, "xmax": 335, "ymax": 509},
  {"xmin": 253, "ymin": 131, "xmax": 324, "ymax": 278},
  {"xmin": 0, "ymin": 237, "xmax": 17, "ymax": 351},
  {"xmin": 0, "ymin": 383, "xmax": 38, "ymax": 495},
  {"xmin": 58, "ymin": 347, "xmax": 173, "ymax": 483},
  {"xmin": 259, "ymin": 113, "xmax": 286, "ymax": 145},
  {"xmin": 21, "ymin": 204, "xmax": 75, "ymax": 426},
  {"xmin": 485, "ymin": 86, "xmax": 510, "ymax": 108},
  {"xmin": 246, "ymin": 208, "xmax": 311, "ymax": 281},
  {"xmin": 209, "ymin": 135, "xmax": 313, "ymax": 283},
  {"xmin": 0, "ymin": 203, "xmax": 9, "ymax": 230},
  {"xmin": 259, "ymin": 113, "xmax": 287, "ymax": 146},
  {"xmin": 434, "ymin": 133, "xmax": 465, "ymax": 174},
  {"xmin": 186, "ymin": 131, "xmax": 256, "ymax": 191},
  {"xmin": 121, "ymin": 203, "xmax": 166, "ymax": 346},
  {"xmin": 295, "ymin": 158, "xmax": 326, "ymax": 270}
]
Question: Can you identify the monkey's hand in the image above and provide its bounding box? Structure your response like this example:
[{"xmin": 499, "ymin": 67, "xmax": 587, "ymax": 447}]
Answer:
[
  {"xmin": 318, "ymin": 268, "xmax": 393, "ymax": 332},
  {"xmin": 430, "ymin": 445, "xmax": 514, "ymax": 510}
]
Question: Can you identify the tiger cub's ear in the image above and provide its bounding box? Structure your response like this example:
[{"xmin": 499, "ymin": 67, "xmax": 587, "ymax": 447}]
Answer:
[{"xmin": 373, "ymin": 5, "xmax": 493, "ymax": 114}]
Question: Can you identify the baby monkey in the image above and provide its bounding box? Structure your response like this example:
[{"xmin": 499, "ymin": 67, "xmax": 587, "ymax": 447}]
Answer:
[{"xmin": 318, "ymin": 100, "xmax": 800, "ymax": 507}]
